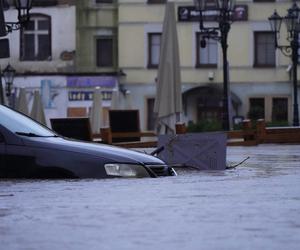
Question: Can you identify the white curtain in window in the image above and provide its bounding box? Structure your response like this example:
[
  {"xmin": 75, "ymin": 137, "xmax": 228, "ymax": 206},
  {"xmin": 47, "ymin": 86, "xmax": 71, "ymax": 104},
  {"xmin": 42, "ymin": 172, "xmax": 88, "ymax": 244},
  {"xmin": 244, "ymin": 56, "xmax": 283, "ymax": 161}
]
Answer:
[{"xmin": 151, "ymin": 34, "xmax": 161, "ymax": 65}]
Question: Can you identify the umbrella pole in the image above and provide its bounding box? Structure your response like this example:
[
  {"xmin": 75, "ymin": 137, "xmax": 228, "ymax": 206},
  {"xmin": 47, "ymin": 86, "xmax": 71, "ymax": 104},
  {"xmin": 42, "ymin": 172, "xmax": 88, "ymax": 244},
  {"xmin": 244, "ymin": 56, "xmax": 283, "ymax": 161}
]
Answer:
[{"xmin": 176, "ymin": 112, "xmax": 180, "ymax": 123}]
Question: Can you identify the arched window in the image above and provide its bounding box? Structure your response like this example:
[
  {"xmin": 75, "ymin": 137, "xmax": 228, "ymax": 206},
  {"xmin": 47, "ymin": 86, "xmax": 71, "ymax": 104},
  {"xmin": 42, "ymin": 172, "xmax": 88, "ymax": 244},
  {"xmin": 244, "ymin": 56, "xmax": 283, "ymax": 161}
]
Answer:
[{"xmin": 20, "ymin": 14, "xmax": 51, "ymax": 61}]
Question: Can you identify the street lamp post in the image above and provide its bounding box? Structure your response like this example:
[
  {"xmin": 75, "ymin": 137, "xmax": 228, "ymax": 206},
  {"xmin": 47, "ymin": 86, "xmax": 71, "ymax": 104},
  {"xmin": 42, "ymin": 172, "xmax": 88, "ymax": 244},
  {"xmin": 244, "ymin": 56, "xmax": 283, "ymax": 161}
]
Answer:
[
  {"xmin": 4, "ymin": 0, "xmax": 33, "ymax": 33},
  {"xmin": 193, "ymin": 0, "xmax": 235, "ymax": 131},
  {"xmin": 3, "ymin": 64, "xmax": 16, "ymax": 107},
  {"xmin": 0, "ymin": 66, "xmax": 4, "ymax": 104},
  {"xmin": 269, "ymin": 3, "xmax": 300, "ymax": 126}
]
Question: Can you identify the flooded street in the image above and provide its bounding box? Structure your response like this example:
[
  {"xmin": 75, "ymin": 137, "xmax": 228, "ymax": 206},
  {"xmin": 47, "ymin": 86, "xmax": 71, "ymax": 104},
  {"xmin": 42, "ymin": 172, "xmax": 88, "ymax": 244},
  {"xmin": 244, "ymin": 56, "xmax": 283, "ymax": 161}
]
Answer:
[{"xmin": 0, "ymin": 144, "xmax": 300, "ymax": 250}]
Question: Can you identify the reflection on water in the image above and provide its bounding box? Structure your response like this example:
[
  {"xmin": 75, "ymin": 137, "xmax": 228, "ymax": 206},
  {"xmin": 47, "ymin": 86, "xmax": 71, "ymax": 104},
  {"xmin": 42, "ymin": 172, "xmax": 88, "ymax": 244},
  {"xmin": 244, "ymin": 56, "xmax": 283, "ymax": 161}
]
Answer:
[{"xmin": 0, "ymin": 144, "xmax": 300, "ymax": 250}]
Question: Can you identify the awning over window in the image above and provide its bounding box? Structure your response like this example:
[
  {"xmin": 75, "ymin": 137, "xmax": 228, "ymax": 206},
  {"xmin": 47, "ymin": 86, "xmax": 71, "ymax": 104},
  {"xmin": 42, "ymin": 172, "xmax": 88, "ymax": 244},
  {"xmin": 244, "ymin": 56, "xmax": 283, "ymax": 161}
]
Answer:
[
  {"xmin": 183, "ymin": 85, "xmax": 242, "ymax": 106},
  {"xmin": 67, "ymin": 76, "xmax": 117, "ymax": 88}
]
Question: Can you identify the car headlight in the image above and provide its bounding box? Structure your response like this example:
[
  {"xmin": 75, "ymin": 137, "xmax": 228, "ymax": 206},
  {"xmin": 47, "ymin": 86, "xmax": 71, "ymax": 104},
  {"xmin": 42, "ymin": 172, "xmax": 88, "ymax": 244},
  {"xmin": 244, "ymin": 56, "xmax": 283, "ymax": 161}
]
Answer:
[{"xmin": 104, "ymin": 163, "xmax": 150, "ymax": 178}]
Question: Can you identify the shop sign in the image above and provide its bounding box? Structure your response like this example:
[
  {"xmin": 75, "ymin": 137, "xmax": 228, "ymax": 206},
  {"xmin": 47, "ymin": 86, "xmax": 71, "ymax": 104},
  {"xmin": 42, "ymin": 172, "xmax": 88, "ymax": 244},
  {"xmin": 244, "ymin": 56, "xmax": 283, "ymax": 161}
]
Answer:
[
  {"xmin": 67, "ymin": 76, "xmax": 117, "ymax": 88},
  {"xmin": 68, "ymin": 91, "xmax": 112, "ymax": 101},
  {"xmin": 178, "ymin": 5, "xmax": 248, "ymax": 22}
]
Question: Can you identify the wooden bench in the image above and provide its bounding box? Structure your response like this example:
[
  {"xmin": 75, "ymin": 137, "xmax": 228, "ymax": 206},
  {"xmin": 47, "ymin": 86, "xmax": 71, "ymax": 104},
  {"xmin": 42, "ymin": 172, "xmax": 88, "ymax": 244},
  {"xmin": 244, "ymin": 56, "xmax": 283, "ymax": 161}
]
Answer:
[
  {"xmin": 99, "ymin": 122, "xmax": 186, "ymax": 148},
  {"xmin": 100, "ymin": 127, "xmax": 157, "ymax": 148},
  {"xmin": 227, "ymin": 119, "xmax": 257, "ymax": 146}
]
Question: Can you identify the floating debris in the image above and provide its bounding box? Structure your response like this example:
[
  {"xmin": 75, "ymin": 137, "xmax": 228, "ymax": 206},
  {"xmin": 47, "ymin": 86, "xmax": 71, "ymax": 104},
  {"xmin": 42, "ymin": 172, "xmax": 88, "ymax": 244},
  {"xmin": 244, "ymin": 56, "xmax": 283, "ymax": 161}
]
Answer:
[
  {"xmin": 0, "ymin": 194, "xmax": 14, "ymax": 197},
  {"xmin": 226, "ymin": 157, "xmax": 250, "ymax": 169}
]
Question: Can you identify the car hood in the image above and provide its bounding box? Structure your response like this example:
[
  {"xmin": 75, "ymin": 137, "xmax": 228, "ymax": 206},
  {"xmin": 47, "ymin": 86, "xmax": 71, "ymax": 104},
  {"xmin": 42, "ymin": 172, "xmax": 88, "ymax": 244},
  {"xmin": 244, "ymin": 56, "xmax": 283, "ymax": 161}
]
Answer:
[{"xmin": 23, "ymin": 136, "xmax": 164, "ymax": 165}]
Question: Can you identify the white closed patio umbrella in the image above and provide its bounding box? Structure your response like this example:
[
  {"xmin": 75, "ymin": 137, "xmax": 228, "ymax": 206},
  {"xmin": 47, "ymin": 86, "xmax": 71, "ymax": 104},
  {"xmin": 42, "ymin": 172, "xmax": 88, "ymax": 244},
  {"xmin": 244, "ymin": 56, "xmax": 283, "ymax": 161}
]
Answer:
[
  {"xmin": 16, "ymin": 88, "xmax": 29, "ymax": 115},
  {"xmin": 90, "ymin": 87, "xmax": 103, "ymax": 134},
  {"xmin": 30, "ymin": 90, "xmax": 46, "ymax": 126},
  {"xmin": 124, "ymin": 90, "xmax": 132, "ymax": 110},
  {"xmin": 110, "ymin": 90, "xmax": 119, "ymax": 110},
  {"xmin": 154, "ymin": 1, "xmax": 182, "ymax": 135}
]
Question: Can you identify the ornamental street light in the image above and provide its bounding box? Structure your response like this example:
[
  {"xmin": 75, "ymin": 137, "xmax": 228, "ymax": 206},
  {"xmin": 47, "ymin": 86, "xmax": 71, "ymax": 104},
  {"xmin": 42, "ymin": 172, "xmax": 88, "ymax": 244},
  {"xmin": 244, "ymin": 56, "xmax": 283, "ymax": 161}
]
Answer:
[
  {"xmin": 3, "ymin": 63, "xmax": 16, "ymax": 106},
  {"xmin": 4, "ymin": 0, "xmax": 33, "ymax": 33},
  {"xmin": 193, "ymin": 0, "xmax": 235, "ymax": 131},
  {"xmin": 269, "ymin": 2, "xmax": 300, "ymax": 126}
]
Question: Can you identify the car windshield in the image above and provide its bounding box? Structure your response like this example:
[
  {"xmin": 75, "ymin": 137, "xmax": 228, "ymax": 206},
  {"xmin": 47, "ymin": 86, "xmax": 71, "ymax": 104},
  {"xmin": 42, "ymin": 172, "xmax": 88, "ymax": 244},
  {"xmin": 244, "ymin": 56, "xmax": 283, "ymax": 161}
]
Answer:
[{"xmin": 0, "ymin": 105, "xmax": 56, "ymax": 137}]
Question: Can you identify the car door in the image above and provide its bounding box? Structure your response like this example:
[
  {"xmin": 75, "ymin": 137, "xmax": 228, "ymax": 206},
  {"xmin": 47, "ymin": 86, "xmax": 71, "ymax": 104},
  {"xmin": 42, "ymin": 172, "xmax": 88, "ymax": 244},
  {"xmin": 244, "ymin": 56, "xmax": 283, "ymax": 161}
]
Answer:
[
  {"xmin": 4, "ymin": 143, "xmax": 37, "ymax": 178},
  {"xmin": 0, "ymin": 125, "xmax": 36, "ymax": 178}
]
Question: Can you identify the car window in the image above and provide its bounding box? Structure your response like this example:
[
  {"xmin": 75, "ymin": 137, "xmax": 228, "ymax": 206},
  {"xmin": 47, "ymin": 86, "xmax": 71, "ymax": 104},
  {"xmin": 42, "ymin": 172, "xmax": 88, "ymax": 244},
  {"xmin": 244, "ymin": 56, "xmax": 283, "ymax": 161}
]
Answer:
[{"xmin": 0, "ymin": 105, "xmax": 55, "ymax": 137}]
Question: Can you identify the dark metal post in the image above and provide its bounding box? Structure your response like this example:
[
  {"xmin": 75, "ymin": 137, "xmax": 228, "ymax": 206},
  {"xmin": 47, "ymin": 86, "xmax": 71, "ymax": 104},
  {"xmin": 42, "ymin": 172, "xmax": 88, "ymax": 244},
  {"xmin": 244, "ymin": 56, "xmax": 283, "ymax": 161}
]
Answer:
[
  {"xmin": 219, "ymin": 8, "xmax": 231, "ymax": 131},
  {"xmin": 269, "ymin": 5, "xmax": 300, "ymax": 127},
  {"xmin": 0, "ymin": 68, "xmax": 4, "ymax": 105},
  {"xmin": 194, "ymin": 1, "xmax": 233, "ymax": 131},
  {"xmin": 221, "ymin": 25, "xmax": 230, "ymax": 131},
  {"xmin": 5, "ymin": 82, "xmax": 12, "ymax": 107},
  {"xmin": 0, "ymin": 0, "xmax": 6, "ymax": 37},
  {"xmin": 292, "ymin": 32, "xmax": 299, "ymax": 126}
]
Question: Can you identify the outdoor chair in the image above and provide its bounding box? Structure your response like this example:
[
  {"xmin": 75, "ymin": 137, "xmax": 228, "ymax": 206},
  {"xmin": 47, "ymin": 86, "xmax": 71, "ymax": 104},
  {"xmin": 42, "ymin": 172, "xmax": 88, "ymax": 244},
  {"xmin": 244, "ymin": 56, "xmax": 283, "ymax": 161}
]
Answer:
[{"xmin": 50, "ymin": 117, "xmax": 93, "ymax": 142}]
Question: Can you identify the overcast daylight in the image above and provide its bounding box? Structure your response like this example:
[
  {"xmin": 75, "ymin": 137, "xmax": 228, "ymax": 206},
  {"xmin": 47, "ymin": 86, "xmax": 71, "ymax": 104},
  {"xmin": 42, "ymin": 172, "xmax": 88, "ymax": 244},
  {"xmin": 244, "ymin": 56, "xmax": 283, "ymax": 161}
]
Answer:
[{"xmin": 0, "ymin": 1, "xmax": 300, "ymax": 250}]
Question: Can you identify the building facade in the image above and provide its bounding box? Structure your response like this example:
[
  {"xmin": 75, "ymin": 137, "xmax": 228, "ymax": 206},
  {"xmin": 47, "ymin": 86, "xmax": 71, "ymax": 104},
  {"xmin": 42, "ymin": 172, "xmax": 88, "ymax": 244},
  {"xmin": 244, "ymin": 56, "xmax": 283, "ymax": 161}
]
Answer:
[
  {"xmin": 0, "ymin": 0, "xmax": 76, "ymax": 126},
  {"xmin": 116, "ymin": 0, "xmax": 297, "ymax": 130},
  {"xmin": 2, "ymin": 0, "xmax": 298, "ymax": 131}
]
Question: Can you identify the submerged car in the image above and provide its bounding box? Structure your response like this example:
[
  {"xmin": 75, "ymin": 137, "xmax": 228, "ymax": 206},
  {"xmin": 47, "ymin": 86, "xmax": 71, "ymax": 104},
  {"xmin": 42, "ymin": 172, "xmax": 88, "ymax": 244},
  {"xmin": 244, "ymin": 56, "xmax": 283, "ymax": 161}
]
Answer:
[{"xmin": 0, "ymin": 105, "xmax": 176, "ymax": 179}]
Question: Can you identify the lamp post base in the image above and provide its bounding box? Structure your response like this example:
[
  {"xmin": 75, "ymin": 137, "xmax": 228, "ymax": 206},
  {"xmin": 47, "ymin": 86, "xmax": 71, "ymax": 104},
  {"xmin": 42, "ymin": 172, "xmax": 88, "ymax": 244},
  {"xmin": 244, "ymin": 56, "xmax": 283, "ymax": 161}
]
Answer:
[{"xmin": 293, "ymin": 103, "xmax": 299, "ymax": 126}]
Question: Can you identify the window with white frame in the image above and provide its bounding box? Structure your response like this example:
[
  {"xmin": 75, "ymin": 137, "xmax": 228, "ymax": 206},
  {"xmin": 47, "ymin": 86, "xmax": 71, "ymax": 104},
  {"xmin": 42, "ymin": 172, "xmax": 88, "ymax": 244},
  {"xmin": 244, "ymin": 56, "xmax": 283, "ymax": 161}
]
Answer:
[
  {"xmin": 148, "ymin": 33, "xmax": 161, "ymax": 68},
  {"xmin": 20, "ymin": 14, "xmax": 51, "ymax": 61},
  {"xmin": 196, "ymin": 33, "xmax": 218, "ymax": 67}
]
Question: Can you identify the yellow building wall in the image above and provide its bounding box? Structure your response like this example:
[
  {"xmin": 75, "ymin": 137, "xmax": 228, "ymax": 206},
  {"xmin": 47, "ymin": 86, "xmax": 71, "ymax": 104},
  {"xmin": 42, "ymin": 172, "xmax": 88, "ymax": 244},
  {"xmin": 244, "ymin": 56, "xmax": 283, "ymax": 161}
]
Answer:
[
  {"xmin": 119, "ymin": 26, "xmax": 145, "ymax": 68},
  {"xmin": 119, "ymin": 5, "xmax": 164, "ymax": 23},
  {"xmin": 76, "ymin": 1, "xmax": 118, "ymax": 72},
  {"xmin": 118, "ymin": 1, "xmax": 297, "ymax": 86}
]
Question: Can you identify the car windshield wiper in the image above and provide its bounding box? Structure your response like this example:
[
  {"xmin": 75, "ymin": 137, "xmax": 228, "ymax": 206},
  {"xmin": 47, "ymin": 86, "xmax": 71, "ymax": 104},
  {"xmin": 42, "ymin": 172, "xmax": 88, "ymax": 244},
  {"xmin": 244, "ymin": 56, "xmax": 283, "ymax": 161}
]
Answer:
[{"xmin": 15, "ymin": 132, "xmax": 58, "ymax": 137}]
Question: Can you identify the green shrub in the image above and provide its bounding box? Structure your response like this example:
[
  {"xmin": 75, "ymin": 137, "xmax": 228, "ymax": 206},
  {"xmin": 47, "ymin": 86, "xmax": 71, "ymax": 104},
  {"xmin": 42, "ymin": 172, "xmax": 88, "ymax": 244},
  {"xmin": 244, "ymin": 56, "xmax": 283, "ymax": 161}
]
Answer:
[
  {"xmin": 247, "ymin": 106, "xmax": 264, "ymax": 120},
  {"xmin": 233, "ymin": 123, "xmax": 243, "ymax": 130},
  {"xmin": 187, "ymin": 119, "xmax": 222, "ymax": 132},
  {"xmin": 266, "ymin": 120, "xmax": 289, "ymax": 127}
]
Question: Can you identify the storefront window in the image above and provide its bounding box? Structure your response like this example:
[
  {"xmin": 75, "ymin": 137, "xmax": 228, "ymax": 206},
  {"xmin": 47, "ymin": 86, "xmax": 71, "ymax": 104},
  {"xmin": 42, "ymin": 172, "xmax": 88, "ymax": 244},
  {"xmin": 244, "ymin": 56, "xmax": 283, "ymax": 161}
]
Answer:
[
  {"xmin": 248, "ymin": 98, "xmax": 265, "ymax": 120},
  {"xmin": 272, "ymin": 98, "xmax": 288, "ymax": 122}
]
